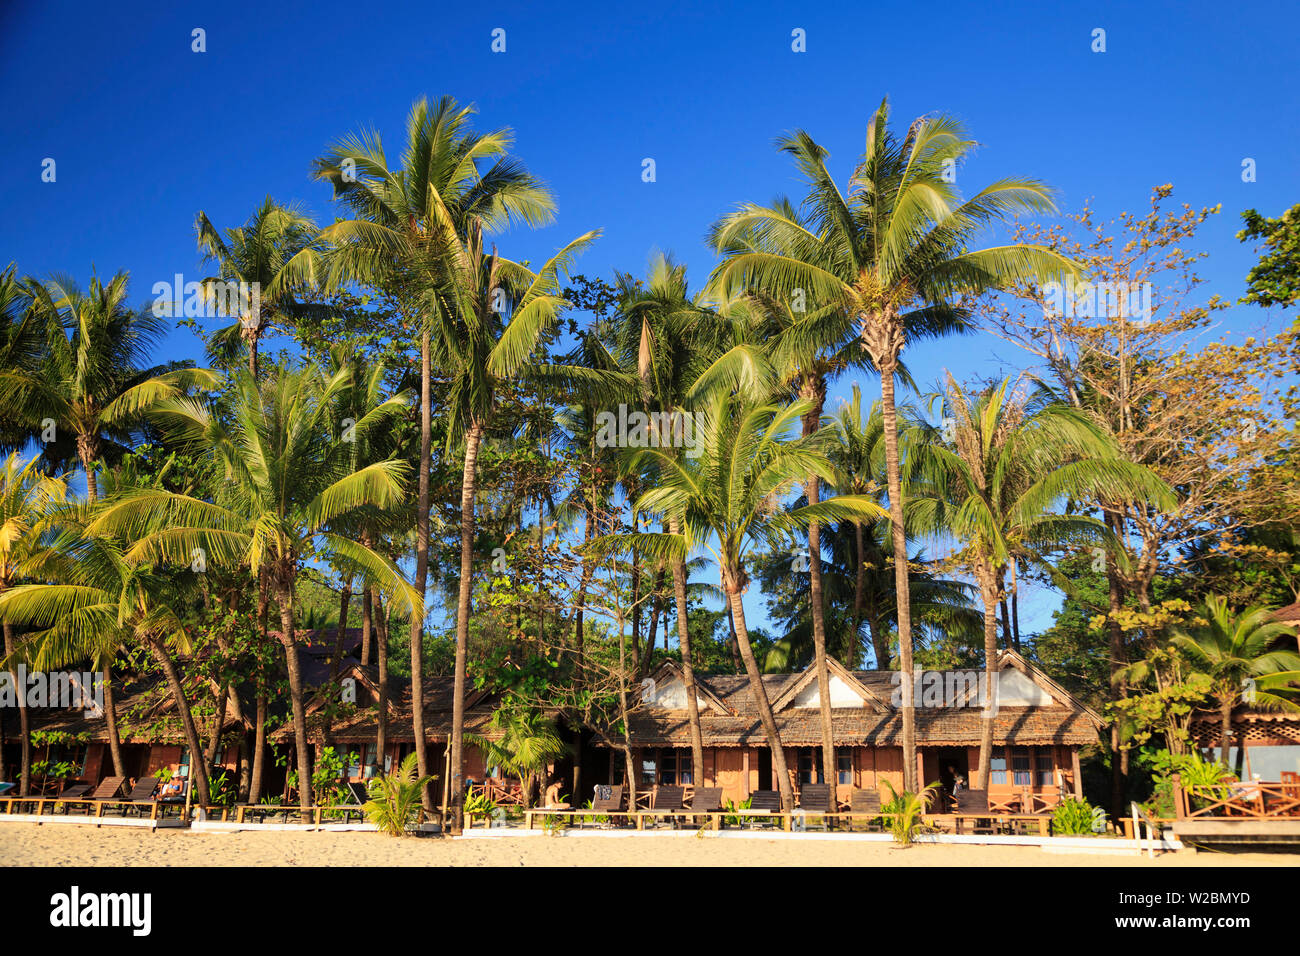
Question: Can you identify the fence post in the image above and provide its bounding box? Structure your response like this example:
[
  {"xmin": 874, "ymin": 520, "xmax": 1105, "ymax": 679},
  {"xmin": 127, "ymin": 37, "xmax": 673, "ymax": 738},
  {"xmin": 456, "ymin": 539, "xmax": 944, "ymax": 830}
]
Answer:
[{"xmin": 1171, "ymin": 772, "xmax": 1186, "ymax": 819}]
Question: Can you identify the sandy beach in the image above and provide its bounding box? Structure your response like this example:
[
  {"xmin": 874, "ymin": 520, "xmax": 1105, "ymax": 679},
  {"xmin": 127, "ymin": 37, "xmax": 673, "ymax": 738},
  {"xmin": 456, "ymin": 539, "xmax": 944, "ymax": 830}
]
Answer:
[{"xmin": 2, "ymin": 825, "xmax": 1296, "ymax": 867}]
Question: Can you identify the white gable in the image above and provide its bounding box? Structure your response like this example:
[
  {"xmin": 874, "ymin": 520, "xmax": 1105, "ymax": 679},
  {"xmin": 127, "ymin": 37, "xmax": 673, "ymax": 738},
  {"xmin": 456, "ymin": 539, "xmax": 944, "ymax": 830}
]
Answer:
[
  {"xmin": 996, "ymin": 668, "xmax": 1056, "ymax": 706},
  {"xmin": 791, "ymin": 673, "xmax": 866, "ymax": 709},
  {"xmin": 643, "ymin": 675, "xmax": 710, "ymax": 711}
]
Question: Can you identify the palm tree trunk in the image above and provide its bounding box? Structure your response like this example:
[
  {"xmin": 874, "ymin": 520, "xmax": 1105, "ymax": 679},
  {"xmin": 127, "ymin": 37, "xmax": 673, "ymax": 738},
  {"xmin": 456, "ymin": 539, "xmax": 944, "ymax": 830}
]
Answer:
[
  {"xmin": 669, "ymin": 517, "xmax": 705, "ymax": 786},
  {"xmin": 806, "ymin": 474, "xmax": 836, "ymax": 792},
  {"xmin": 1219, "ymin": 696, "xmax": 1234, "ymax": 768},
  {"xmin": 277, "ymin": 594, "xmax": 314, "ymax": 809},
  {"xmin": 449, "ymin": 419, "xmax": 485, "ymax": 833},
  {"xmin": 877, "ymin": 359, "xmax": 917, "ymax": 791},
  {"xmin": 374, "ymin": 587, "xmax": 389, "ymax": 774},
  {"xmin": 725, "ymin": 578, "xmax": 794, "ymax": 810},
  {"xmin": 975, "ymin": 576, "xmax": 1000, "ymax": 791},
  {"xmin": 1010, "ymin": 561, "xmax": 1021, "ymax": 648},
  {"xmin": 360, "ymin": 586, "xmax": 372, "ymax": 667},
  {"xmin": 247, "ymin": 328, "xmax": 260, "ymax": 380},
  {"xmin": 322, "ymin": 578, "xmax": 352, "ymax": 746},
  {"xmin": 3, "ymin": 622, "xmax": 31, "ymax": 796},
  {"xmin": 148, "ymin": 638, "xmax": 211, "ymax": 806},
  {"xmin": 101, "ymin": 660, "xmax": 125, "ymax": 777},
  {"xmin": 249, "ymin": 571, "xmax": 270, "ymax": 804},
  {"xmin": 853, "ymin": 522, "xmax": 867, "ymax": 669},
  {"xmin": 409, "ymin": 331, "xmax": 433, "ymax": 811}
]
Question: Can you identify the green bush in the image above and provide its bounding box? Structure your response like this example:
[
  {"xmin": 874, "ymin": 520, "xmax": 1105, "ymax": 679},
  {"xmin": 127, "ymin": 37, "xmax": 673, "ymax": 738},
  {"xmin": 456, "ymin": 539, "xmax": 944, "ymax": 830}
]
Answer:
[
  {"xmin": 1051, "ymin": 797, "xmax": 1096, "ymax": 835},
  {"xmin": 363, "ymin": 753, "xmax": 434, "ymax": 836}
]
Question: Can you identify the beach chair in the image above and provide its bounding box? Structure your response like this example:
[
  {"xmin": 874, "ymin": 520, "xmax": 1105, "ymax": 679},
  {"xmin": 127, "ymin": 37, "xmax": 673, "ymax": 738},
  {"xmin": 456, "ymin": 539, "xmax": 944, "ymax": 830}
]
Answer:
[
  {"xmin": 88, "ymin": 776, "xmax": 126, "ymax": 802},
  {"xmin": 796, "ymin": 783, "xmax": 834, "ymax": 830},
  {"xmin": 847, "ymin": 788, "xmax": 884, "ymax": 832},
  {"xmin": 953, "ymin": 789, "xmax": 996, "ymax": 835},
  {"xmin": 748, "ymin": 789, "xmax": 781, "ymax": 811},
  {"xmin": 114, "ymin": 777, "xmax": 160, "ymax": 816},
  {"xmin": 56, "ymin": 782, "xmax": 92, "ymax": 800},
  {"xmin": 340, "ymin": 781, "xmax": 372, "ymax": 822},
  {"xmin": 690, "ymin": 787, "xmax": 723, "ymax": 812},
  {"xmin": 645, "ymin": 785, "xmax": 685, "ymax": 828}
]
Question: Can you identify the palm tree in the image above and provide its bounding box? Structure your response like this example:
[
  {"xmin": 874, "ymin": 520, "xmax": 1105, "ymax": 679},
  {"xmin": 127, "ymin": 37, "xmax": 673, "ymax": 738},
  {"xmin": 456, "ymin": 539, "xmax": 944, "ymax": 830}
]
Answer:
[
  {"xmin": 714, "ymin": 223, "xmax": 877, "ymax": 782},
  {"xmin": 0, "ymin": 271, "xmax": 216, "ymax": 777},
  {"xmin": 86, "ymin": 362, "xmax": 418, "ymax": 809},
  {"xmin": 604, "ymin": 394, "xmax": 888, "ymax": 810},
  {"xmin": 464, "ymin": 707, "xmax": 569, "ymax": 808},
  {"xmin": 0, "ymin": 454, "xmax": 66, "ymax": 795},
  {"xmin": 916, "ymin": 376, "xmax": 1173, "ymax": 789},
  {"xmin": 0, "ymin": 265, "xmax": 48, "ymax": 452},
  {"xmin": 1171, "ymin": 596, "xmax": 1300, "ymax": 764},
  {"xmin": 709, "ymin": 100, "xmax": 1078, "ymax": 788},
  {"xmin": 311, "ymin": 96, "xmax": 557, "ymax": 818},
  {"xmin": 194, "ymin": 197, "xmax": 321, "ymax": 378},
  {"xmin": 0, "ymin": 528, "xmax": 215, "ymax": 804}
]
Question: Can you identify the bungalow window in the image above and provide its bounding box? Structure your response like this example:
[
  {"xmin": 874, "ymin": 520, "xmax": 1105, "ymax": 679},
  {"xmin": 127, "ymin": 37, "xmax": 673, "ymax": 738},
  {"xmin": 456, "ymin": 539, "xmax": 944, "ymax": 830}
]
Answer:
[
  {"xmin": 1012, "ymin": 747, "xmax": 1032, "ymax": 786},
  {"xmin": 1035, "ymin": 748, "xmax": 1055, "ymax": 787},
  {"xmin": 836, "ymin": 751, "xmax": 853, "ymax": 785},
  {"xmin": 797, "ymin": 748, "xmax": 818, "ymax": 785},
  {"xmin": 990, "ymin": 751, "xmax": 1008, "ymax": 786},
  {"xmin": 640, "ymin": 753, "xmax": 657, "ymax": 787},
  {"xmin": 641, "ymin": 749, "xmax": 694, "ymax": 786},
  {"xmin": 361, "ymin": 744, "xmax": 379, "ymax": 777}
]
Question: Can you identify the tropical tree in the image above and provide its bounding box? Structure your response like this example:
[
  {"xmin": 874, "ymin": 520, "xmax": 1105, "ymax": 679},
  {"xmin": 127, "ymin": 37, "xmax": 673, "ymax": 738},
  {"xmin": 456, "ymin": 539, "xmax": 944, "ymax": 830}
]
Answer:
[
  {"xmin": 85, "ymin": 362, "xmax": 418, "ymax": 809},
  {"xmin": 0, "ymin": 454, "xmax": 66, "ymax": 794},
  {"xmin": 915, "ymin": 376, "xmax": 1174, "ymax": 789},
  {"xmin": 311, "ymin": 96, "xmax": 558, "ymax": 818},
  {"xmin": 464, "ymin": 706, "xmax": 570, "ymax": 808},
  {"xmin": 194, "ymin": 197, "xmax": 321, "ymax": 377},
  {"xmin": 0, "ymin": 271, "xmax": 217, "ymax": 776},
  {"xmin": 709, "ymin": 100, "xmax": 1078, "ymax": 788},
  {"xmin": 1171, "ymin": 596, "xmax": 1300, "ymax": 763},
  {"xmin": 601, "ymin": 394, "xmax": 888, "ymax": 810},
  {"xmin": 0, "ymin": 527, "xmax": 213, "ymax": 805}
]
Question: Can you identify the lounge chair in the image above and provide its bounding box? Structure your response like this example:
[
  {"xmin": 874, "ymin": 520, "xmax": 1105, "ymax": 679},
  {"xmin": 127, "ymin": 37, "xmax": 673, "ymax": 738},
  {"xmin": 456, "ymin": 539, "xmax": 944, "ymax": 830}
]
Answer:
[
  {"xmin": 847, "ymin": 788, "xmax": 884, "ymax": 831},
  {"xmin": 88, "ymin": 776, "xmax": 126, "ymax": 801},
  {"xmin": 953, "ymin": 788, "xmax": 996, "ymax": 834},
  {"xmin": 591, "ymin": 784, "xmax": 623, "ymax": 812},
  {"xmin": 114, "ymin": 777, "xmax": 160, "ymax": 815},
  {"xmin": 56, "ymin": 782, "xmax": 92, "ymax": 800},
  {"xmin": 748, "ymin": 789, "xmax": 781, "ymax": 811},
  {"xmin": 690, "ymin": 787, "xmax": 723, "ymax": 812},
  {"xmin": 798, "ymin": 783, "xmax": 833, "ymax": 812},
  {"xmin": 644, "ymin": 785, "xmax": 685, "ymax": 828}
]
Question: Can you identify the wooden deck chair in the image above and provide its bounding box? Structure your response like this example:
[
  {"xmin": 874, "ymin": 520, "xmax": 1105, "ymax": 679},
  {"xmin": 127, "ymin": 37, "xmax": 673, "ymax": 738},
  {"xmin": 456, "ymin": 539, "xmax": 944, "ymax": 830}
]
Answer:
[
  {"xmin": 848, "ymin": 788, "xmax": 883, "ymax": 831},
  {"xmin": 690, "ymin": 787, "xmax": 723, "ymax": 812},
  {"xmin": 796, "ymin": 783, "xmax": 834, "ymax": 830},
  {"xmin": 653, "ymin": 785, "xmax": 685, "ymax": 810},
  {"xmin": 56, "ymin": 782, "xmax": 92, "ymax": 800},
  {"xmin": 88, "ymin": 776, "xmax": 126, "ymax": 801},
  {"xmin": 116, "ymin": 777, "xmax": 159, "ymax": 815},
  {"xmin": 744, "ymin": 789, "xmax": 782, "ymax": 826},
  {"xmin": 954, "ymin": 789, "xmax": 996, "ymax": 834}
]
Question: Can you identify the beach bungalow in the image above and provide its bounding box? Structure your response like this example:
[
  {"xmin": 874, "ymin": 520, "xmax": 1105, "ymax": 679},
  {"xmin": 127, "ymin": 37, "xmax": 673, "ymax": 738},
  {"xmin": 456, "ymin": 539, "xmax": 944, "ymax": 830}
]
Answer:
[{"xmin": 593, "ymin": 650, "xmax": 1103, "ymax": 809}]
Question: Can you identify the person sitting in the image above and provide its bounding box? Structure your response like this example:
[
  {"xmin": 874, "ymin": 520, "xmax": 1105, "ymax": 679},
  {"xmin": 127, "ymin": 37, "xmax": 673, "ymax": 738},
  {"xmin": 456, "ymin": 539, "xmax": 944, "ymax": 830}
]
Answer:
[
  {"xmin": 160, "ymin": 771, "xmax": 184, "ymax": 798},
  {"xmin": 543, "ymin": 779, "xmax": 570, "ymax": 810}
]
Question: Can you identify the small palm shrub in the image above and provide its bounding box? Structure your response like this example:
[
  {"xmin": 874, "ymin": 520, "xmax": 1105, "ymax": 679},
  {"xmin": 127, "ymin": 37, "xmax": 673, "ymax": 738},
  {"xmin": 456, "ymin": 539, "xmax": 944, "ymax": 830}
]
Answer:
[
  {"xmin": 364, "ymin": 754, "xmax": 435, "ymax": 836},
  {"xmin": 723, "ymin": 797, "xmax": 753, "ymax": 827},
  {"xmin": 463, "ymin": 791, "xmax": 495, "ymax": 818},
  {"xmin": 882, "ymin": 781, "xmax": 939, "ymax": 846},
  {"xmin": 1051, "ymin": 797, "xmax": 1096, "ymax": 835}
]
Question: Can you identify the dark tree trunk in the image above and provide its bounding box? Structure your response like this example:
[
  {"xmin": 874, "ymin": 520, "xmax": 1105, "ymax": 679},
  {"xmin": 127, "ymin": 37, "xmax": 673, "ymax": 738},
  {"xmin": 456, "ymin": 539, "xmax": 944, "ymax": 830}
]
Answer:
[
  {"xmin": 975, "ymin": 575, "xmax": 1000, "ymax": 792},
  {"xmin": 409, "ymin": 332, "xmax": 434, "ymax": 812},
  {"xmin": 449, "ymin": 419, "xmax": 485, "ymax": 832},
  {"xmin": 3, "ymin": 622, "xmax": 31, "ymax": 796},
  {"xmin": 670, "ymin": 516, "xmax": 704, "ymax": 787},
  {"xmin": 374, "ymin": 588, "xmax": 389, "ymax": 774},
  {"xmin": 277, "ymin": 592, "xmax": 314, "ymax": 809},
  {"xmin": 725, "ymin": 577, "xmax": 793, "ymax": 810},
  {"xmin": 102, "ymin": 660, "xmax": 125, "ymax": 777},
  {"xmin": 148, "ymin": 638, "xmax": 212, "ymax": 806}
]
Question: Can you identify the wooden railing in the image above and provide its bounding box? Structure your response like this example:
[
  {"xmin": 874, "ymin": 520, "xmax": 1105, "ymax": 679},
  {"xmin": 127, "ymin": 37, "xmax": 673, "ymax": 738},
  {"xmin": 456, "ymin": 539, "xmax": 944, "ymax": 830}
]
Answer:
[{"xmin": 1173, "ymin": 773, "xmax": 1300, "ymax": 819}]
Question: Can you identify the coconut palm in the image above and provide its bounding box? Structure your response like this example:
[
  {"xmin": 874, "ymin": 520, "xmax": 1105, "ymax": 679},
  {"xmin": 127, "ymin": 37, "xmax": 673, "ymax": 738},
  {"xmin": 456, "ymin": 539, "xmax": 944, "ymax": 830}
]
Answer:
[
  {"xmin": 601, "ymin": 394, "xmax": 889, "ymax": 810},
  {"xmin": 915, "ymin": 376, "xmax": 1174, "ymax": 789},
  {"xmin": 311, "ymin": 96, "xmax": 557, "ymax": 815},
  {"xmin": 194, "ymin": 197, "xmax": 321, "ymax": 377},
  {"xmin": 3, "ymin": 272, "xmax": 218, "ymax": 502},
  {"xmin": 1171, "ymin": 596, "xmax": 1300, "ymax": 764},
  {"xmin": 0, "ymin": 266, "xmax": 48, "ymax": 452},
  {"xmin": 0, "ymin": 526, "xmax": 213, "ymax": 804},
  {"xmin": 709, "ymin": 100, "xmax": 1078, "ymax": 787},
  {"xmin": 464, "ymin": 707, "xmax": 570, "ymax": 808},
  {"xmin": 0, "ymin": 454, "xmax": 66, "ymax": 794},
  {"xmin": 84, "ymin": 362, "xmax": 419, "ymax": 809}
]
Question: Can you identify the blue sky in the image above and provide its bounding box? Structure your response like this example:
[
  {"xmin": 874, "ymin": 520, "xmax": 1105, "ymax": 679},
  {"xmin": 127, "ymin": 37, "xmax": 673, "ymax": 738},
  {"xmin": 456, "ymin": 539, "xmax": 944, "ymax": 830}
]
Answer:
[{"xmin": 2, "ymin": 0, "xmax": 1297, "ymax": 643}]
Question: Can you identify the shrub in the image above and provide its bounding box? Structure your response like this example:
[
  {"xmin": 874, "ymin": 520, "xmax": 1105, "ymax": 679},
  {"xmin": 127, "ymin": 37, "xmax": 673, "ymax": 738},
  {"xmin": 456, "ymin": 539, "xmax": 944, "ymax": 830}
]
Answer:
[
  {"xmin": 1051, "ymin": 797, "xmax": 1096, "ymax": 835},
  {"xmin": 882, "ymin": 781, "xmax": 939, "ymax": 846},
  {"xmin": 363, "ymin": 753, "xmax": 435, "ymax": 836}
]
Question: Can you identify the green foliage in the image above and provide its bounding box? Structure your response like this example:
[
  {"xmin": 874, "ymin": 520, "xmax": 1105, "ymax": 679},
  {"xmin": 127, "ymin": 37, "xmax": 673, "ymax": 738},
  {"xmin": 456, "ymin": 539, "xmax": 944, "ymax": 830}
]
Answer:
[
  {"xmin": 1238, "ymin": 204, "xmax": 1300, "ymax": 310},
  {"xmin": 363, "ymin": 753, "xmax": 435, "ymax": 836},
  {"xmin": 881, "ymin": 781, "xmax": 939, "ymax": 846},
  {"xmin": 1051, "ymin": 797, "xmax": 1097, "ymax": 835}
]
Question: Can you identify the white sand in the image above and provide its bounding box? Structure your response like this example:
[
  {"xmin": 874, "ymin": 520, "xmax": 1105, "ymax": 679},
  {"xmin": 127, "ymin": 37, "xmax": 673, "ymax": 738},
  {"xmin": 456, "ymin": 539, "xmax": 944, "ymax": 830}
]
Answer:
[{"xmin": 1, "ymin": 824, "xmax": 1296, "ymax": 866}]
